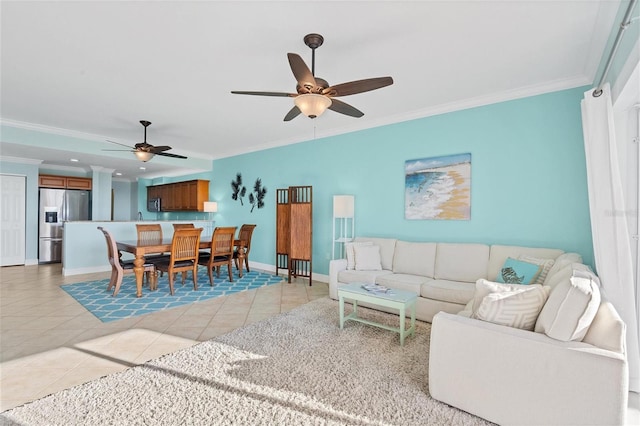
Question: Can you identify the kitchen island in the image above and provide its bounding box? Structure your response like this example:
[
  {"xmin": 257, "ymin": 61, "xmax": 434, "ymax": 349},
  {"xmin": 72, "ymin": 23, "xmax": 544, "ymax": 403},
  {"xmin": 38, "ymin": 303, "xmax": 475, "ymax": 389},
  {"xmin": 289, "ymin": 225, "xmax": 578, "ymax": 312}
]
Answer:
[{"xmin": 62, "ymin": 220, "xmax": 214, "ymax": 276}]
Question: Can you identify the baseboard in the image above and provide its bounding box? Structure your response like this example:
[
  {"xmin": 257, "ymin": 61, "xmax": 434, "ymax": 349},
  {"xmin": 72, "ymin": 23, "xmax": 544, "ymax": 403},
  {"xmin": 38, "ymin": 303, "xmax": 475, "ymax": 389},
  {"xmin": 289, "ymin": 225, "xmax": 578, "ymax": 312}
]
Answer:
[
  {"xmin": 63, "ymin": 265, "xmax": 111, "ymax": 276},
  {"xmin": 25, "ymin": 258, "xmax": 38, "ymax": 266},
  {"xmin": 250, "ymin": 261, "xmax": 329, "ymax": 283}
]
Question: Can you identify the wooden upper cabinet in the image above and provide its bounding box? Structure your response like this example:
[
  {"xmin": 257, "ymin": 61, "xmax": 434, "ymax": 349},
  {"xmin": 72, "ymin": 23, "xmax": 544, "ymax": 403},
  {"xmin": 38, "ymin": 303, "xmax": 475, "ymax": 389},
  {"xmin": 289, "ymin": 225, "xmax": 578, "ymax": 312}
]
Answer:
[
  {"xmin": 66, "ymin": 177, "xmax": 92, "ymax": 190},
  {"xmin": 39, "ymin": 175, "xmax": 92, "ymax": 190},
  {"xmin": 147, "ymin": 180, "xmax": 209, "ymax": 212}
]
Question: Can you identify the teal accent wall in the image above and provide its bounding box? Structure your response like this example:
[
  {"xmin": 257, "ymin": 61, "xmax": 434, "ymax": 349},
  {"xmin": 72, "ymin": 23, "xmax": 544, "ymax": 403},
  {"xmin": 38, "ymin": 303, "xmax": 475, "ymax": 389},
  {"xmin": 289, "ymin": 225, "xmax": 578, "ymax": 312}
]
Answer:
[{"xmin": 208, "ymin": 86, "xmax": 594, "ymax": 274}]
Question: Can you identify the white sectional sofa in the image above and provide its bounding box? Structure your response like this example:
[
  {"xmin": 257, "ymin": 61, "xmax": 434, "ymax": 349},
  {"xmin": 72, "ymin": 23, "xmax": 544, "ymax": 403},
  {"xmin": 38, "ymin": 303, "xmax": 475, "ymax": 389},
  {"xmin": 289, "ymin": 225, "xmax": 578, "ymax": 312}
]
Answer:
[
  {"xmin": 329, "ymin": 236, "xmax": 629, "ymax": 425},
  {"xmin": 329, "ymin": 237, "xmax": 564, "ymax": 322}
]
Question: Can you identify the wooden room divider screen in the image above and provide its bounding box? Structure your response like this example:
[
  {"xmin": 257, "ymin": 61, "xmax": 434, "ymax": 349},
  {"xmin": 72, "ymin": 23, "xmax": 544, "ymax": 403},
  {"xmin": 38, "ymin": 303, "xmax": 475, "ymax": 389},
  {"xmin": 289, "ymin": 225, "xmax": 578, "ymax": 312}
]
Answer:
[{"xmin": 276, "ymin": 186, "xmax": 312, "ymax": 286}]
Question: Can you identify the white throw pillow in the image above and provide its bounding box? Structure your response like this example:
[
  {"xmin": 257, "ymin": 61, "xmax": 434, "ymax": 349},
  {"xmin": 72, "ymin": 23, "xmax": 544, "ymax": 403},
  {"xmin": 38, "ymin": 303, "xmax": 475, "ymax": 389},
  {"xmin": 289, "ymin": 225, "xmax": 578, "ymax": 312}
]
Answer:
[
  {"xmin": 354, "ymin": 245, "xmax": 382, "ymax": 271},
  {"xmin": 518, "ymin": 255, "xmax": 555, "ymax": 285},
  {"xmin": 345, "ymin": 241, "xmax": 373, "ymax": 270},
  {"xmin": 475, "ymin": 285, "xmax": 550, "ymax": 331},
  {"xmin": 471, "ymin": 279, "xmax": 530, "ymax": 316},
  {"xmin": 535, "ymin": 269, "xmax": 601, "ymax": 341}
]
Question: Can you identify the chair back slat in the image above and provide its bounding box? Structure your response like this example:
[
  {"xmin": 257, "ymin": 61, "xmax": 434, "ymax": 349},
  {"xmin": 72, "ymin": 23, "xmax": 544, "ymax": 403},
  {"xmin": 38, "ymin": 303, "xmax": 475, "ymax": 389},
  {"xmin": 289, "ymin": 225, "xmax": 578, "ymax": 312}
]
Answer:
[
  {"xmin": 211, "ymin": 227, "xmax": 237, "ymax": 256},
  {"xmin": 238, "ymin": 224, "xmax": 257, "ymax": 253},
  {"xmin": 173, "ymin": 223, "xmax": 195, "ymax": 230},
  {"xmin": 171, "ymin": 228, "xmax": 203, "ymax": 262},
  {"xmin": 136, "ymin": 224, "xmax": 163, "ymax": 245}
]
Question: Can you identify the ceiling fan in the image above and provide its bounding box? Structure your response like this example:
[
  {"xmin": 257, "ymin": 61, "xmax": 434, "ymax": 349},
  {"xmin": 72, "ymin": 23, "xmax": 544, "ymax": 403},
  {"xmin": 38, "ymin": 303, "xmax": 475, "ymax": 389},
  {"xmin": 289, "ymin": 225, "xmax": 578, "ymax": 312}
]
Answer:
[
  {"xmin": 104, "ymin": 120, "xmax": 187, "ymax": 162},
  {"xmin": 231, "ymin": 33, "xmax": 393, "ymax": 121}
]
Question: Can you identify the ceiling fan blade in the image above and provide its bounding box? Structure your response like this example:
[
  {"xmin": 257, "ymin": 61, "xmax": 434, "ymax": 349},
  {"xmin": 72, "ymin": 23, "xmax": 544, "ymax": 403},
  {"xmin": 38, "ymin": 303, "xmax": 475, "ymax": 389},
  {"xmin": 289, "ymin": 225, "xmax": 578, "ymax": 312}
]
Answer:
[
  {"xmin": 156, "ymin": 152, "xmax": 187, "ymax": 159},
  {"xmin": 328, "ymin": 98, "xmax": 364, "ymax": 118},
  {"xmin": 106, "ymin": 139, "xmax": 134, "ymax": 148},
  {"xmin": 150, "ymin": 145, "xmax": 172, "ymax": 153},
  {"xmin": 287, "ymin": 53, "xmax": 316, "ymax": 90},
  {"xmin": 323, "ymin": 77, "xmax": 393, "ymax": 97},
  {"xmin": 102, "ymin": 149, "xmax": 136, "ymax": 152},
  {"xmin": 283, "ymin": 106, "xmax": 301, "ymax": 121},
  {"xmin": 231, "ymin": 91, "xmax": 296, "ymax": 97}
]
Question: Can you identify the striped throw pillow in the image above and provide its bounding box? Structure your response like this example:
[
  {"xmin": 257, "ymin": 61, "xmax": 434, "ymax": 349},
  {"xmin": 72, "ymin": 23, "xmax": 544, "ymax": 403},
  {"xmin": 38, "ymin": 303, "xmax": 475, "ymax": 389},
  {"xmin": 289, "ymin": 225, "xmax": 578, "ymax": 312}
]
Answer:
[
  {"xmin": 475, "ymin": 285, "xmax": 550, "ymax": 331},
  {"xmin": 518, "ymin": 255, "xmax": 555, "ymax": 285}
]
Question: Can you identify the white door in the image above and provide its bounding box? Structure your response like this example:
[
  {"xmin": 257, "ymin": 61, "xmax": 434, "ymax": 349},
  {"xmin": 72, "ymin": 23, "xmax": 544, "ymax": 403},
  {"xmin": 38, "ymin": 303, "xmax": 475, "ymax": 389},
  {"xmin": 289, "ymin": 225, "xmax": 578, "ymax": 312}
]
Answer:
[{"xmin": 0, "ymin": 175, "xmax": 26, "ymax": 266}]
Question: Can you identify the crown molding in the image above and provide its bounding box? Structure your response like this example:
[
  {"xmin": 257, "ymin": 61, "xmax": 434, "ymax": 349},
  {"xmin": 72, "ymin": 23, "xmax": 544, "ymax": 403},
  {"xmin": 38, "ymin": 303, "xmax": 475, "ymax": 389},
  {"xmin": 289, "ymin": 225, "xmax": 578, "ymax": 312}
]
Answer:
[
  {"xmin": 0, "ymin": 155, "xmax": 43, "ymax": 165},
  {"xmin": 0, "ymin": 118, "xmax": 111, "ymax": 143}
]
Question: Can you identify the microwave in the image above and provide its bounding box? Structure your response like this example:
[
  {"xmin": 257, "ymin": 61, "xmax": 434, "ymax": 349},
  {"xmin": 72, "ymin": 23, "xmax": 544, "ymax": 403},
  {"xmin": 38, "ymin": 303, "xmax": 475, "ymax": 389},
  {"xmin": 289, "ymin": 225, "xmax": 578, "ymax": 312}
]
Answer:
[{"xmin": 147, "ymin": 197, "xmax": 161, "ymax": 212}]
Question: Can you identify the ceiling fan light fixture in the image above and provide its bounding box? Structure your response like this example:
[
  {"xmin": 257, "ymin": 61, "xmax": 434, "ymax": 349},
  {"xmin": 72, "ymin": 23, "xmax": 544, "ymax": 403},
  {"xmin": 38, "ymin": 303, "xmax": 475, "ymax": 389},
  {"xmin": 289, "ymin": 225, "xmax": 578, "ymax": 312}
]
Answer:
[
  {"xmin": 134, "ymin": 151, "xmax": 155, "ymax": 162},
  {"xmin": 294, "ymin": 94, "xmax": 332, "ymax": 119}
]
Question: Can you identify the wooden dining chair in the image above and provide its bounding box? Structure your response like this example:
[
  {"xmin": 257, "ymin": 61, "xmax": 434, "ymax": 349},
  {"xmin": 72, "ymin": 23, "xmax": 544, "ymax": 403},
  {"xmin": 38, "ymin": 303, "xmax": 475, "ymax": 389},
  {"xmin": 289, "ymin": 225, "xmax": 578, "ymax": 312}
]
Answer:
[
  {"xmin": 98, "ymin": 226, "xmax": 155, "ymax": 296},
  {"xmin": 234, "ymin": 224, "xmax": 256, "ymax": 274},
  {"xmin": 172, "ymin": 223, "xmax": 195, "ymax": 230},
  {"xmin": 198, "ymin": 226, "xmax": 236, "ymax": 286},
  {"xmin": 136, "ymin": 223, "xmax": 170, "ymax": 273},
  {"xmin": 154, "ymin": 227, "xmax": 203, "ymax": 295}
]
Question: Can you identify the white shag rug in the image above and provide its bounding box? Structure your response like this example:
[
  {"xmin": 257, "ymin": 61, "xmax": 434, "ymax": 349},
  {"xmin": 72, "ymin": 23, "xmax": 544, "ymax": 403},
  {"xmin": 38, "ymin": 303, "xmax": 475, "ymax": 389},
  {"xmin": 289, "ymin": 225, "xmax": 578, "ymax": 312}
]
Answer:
[{"xmin": 0, "ymin": 298, "xmax": 493, "ymax": 425}]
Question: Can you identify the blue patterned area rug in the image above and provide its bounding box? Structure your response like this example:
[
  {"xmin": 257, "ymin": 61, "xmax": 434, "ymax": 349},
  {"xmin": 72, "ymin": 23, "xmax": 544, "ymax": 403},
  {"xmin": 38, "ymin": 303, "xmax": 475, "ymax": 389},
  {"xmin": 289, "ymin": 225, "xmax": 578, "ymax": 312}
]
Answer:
[{"xmin": 61, "ymin": 268, "xmax": 283, "ymax": 323}]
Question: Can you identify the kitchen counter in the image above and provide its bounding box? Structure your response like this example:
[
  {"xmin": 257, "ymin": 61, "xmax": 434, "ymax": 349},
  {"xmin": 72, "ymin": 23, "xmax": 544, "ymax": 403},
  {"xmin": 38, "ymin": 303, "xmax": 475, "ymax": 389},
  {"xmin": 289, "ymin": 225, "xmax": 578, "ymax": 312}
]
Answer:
[{"xmin": 62, "ymin": 220, "xmax": 214, "ymax": 276}]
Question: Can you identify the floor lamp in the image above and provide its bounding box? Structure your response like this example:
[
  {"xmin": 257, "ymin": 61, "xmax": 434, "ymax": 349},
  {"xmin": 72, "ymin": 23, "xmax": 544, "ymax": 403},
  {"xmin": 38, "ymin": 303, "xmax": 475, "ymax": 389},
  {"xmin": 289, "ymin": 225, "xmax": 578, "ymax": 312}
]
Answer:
[{"xmin": 332, "ymin": 195, "xmax": 355, "ymax": 259}]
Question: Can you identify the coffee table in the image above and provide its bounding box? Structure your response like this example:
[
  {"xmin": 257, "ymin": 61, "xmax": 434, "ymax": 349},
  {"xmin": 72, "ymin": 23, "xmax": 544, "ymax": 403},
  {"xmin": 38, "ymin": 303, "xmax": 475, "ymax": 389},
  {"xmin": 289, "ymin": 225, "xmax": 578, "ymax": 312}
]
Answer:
[{"xmin": 338, "ymin": 282, "xmax": 417, "ymax": 346}]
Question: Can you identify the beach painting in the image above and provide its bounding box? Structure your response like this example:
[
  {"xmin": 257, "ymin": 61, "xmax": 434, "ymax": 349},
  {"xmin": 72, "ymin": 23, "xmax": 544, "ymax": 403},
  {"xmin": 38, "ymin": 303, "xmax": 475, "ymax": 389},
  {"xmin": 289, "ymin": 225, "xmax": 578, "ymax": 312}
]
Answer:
[{"xmin": 405, "ymin": 153, "xmax": 471, "ymax": 220}]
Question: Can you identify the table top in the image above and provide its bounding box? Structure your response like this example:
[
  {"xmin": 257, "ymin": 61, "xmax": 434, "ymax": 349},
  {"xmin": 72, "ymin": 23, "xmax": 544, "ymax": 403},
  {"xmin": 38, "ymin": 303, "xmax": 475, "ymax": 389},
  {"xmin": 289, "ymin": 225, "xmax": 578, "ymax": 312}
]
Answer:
[
  {"xmin": 338, "ymin": 282, "xmax": 418, "ymax": 303},
  {"xmin": 116, "ymin": 238, "xmax": 244, "ymax": 254}
]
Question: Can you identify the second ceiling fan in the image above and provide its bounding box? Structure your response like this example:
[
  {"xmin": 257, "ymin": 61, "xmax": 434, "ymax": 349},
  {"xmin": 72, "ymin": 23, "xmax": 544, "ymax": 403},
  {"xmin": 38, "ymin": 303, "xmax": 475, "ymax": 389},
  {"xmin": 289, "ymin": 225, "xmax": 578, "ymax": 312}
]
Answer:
[
  {"xmin": 231, "ymin": 33, "xmax": 393, "ymax": 121},
  {"xmin": 104, "ymin": 120, "xmax": 187, "ymax": 162}
]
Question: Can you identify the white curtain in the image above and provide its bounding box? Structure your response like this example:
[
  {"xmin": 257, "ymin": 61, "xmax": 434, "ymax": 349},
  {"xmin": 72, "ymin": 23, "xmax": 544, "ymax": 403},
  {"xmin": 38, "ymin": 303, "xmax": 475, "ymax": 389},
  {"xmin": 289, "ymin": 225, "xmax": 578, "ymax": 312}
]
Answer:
[{"xmin": 582, "ymin": 83, "xmax": 640, "ymax": 393}]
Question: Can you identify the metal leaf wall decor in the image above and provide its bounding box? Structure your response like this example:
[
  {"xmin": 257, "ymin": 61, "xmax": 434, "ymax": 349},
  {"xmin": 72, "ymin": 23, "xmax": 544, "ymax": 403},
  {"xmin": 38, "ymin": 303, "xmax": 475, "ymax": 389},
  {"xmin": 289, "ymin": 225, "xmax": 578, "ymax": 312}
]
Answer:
[{"xmin": 231, "ymin": 173, "xmax": 267, "ymax": 212}]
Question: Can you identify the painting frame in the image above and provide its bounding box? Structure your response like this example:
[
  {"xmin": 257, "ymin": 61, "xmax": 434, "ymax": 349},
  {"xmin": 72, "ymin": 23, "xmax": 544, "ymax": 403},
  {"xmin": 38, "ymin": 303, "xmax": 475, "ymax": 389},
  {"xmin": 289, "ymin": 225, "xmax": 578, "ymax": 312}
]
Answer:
[{"xmin": 405, "ymin": 153, "xmax": 471, "ymax": 220}]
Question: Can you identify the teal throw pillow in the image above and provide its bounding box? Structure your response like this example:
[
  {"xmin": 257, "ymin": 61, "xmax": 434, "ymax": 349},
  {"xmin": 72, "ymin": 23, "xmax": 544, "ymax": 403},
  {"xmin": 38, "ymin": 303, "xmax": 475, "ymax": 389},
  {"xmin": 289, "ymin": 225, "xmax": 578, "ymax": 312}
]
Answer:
[{"xmin": 496, "ymin": 257, "xmax": 542, "ymax": 285}]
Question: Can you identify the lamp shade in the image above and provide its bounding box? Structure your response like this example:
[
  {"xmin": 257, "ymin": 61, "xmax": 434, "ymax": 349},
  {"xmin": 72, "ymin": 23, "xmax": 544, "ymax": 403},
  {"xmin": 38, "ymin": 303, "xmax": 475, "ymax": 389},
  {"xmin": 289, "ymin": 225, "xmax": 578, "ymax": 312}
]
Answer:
[
  {"xmin": 333, "ymin": 195, "xmax": 354, "ymax": 218},
  {"xmin": 203, "ymin": 201, "xmax": 218, "ymax": 213},
  {"xmin": 294, "ymin": 94, "xmax": 332, "ymax": 119},
  {"xmin": 134, "ymin": 151, "xmax": 155, "ymax": 162}
]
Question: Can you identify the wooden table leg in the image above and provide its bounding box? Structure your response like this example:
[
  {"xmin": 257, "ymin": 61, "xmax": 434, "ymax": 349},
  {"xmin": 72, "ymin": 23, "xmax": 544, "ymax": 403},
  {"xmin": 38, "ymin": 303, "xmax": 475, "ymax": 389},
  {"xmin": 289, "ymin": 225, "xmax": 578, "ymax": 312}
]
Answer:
[
  {"xmin": 133, "ymin": 255, "xmax": 145, "ymax": 297},
  {"xmin": 237, "ymin": 247, "xmax": 245, "ymax": 278}
]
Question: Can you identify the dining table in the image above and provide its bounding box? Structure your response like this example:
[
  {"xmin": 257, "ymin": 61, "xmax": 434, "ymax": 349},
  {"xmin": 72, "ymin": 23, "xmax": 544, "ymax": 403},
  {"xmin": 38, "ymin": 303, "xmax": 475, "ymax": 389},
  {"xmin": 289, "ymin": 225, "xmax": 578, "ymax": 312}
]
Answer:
[{"xmin": 116, "ymin": 237, "xmax": 245, "ymax": 297}]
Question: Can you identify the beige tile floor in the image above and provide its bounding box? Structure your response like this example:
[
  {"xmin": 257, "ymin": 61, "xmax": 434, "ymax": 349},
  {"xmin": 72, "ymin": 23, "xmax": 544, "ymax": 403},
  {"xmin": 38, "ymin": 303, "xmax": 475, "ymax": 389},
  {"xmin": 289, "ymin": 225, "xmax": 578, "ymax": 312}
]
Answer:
[
  {"xmin": 0, "ymin": 263, "xmax": 328, "ymax": 412},
  {"xmin": 1, "ymin": 264, "xmax": 638, "ymax": 424}
]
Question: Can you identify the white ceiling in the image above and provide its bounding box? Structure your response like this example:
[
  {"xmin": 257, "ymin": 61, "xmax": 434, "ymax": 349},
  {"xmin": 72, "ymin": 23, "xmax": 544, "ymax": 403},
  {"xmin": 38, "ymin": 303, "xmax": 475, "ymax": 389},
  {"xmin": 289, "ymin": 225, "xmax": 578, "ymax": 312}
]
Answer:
[{"xmin": 0, "ymin": 1, "xmax": 620, "ymax": 181}]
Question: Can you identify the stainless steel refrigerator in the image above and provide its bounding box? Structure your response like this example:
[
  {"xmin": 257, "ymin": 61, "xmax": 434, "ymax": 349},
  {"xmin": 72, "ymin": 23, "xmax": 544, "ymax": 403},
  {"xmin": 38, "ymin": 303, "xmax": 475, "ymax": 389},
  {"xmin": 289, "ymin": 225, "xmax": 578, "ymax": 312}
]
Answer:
[{"xmin": 39, "ymin": 188, "xmax": 91, "ymax": 263}]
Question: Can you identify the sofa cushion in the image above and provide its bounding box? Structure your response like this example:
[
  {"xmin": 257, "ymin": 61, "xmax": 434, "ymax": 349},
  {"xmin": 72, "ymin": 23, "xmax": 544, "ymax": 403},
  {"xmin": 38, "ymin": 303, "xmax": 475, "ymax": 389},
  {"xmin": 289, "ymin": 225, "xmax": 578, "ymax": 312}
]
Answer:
[
  {"xmin": 421, "ymin": 279, "xmax": 476, "ymax": 305},
  {"xmin": 535, "ymin": 268, "xmax": 601, "ymax": 341},
  {"xmin": 434, "ymin": 243, "xmax": 490, "ymax": 282},
  {"xmin": 582, "ymin": 300, "xmax": 626, "ymax": 353},
  {"xmin": 355, "ymin": 237, "xmax": 397, "ymax": 270},
  {"xmin": 544, "ymin": 262, "xmax": 591, "ymax": 290},
  {"xmin": 375, "ymin": 273, "xmax": 426, "ymax": 294},
  {"xmin": 354, "ymin": 244, "xmax": 382, "ymax": 271},
  {"xmin": 338, "ymin": 269, "xmax": 393, "ymax": 285},
  {"xmin": 488, "ymin": 245, "xmax": 564, "ymax": 282},
  {"xmin": 345, "ymin": 241, "xmax": 373, "ymax": 270},
  {"xmin": 392, "ymin": 241, "xmax": 436, "ymax": 277},
  {"xmin": 495, "ymin": 257, "xmax": 542, "ymax": 285},
  {"xmin": 543, "ymin": 252, "xmax": 583, "ymax": 285},
  {"xmin": 474, "ymin": 284, "xmax": 550, "ymax": 331}
]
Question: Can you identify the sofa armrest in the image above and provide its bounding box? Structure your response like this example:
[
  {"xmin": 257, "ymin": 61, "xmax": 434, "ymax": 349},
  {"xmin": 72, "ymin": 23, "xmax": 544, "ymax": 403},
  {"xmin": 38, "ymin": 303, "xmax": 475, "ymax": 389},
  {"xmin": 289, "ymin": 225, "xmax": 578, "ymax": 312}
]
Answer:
[
  {"xmin": 329, "ymin": 259, "xmax": 347, "ymax": 300},
  {"xmin": 429, "ymin": 312, "xmax": 628, "ymax": 426}
]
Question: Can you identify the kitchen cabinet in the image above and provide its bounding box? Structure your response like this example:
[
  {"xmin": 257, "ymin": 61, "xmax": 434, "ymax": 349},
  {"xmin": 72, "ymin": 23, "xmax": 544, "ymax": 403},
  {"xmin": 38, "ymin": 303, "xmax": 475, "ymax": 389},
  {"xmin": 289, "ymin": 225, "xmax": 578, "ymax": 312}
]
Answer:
[
  {"xmin": 39, "ymin": 175, "xmax": 92, "ymax": 190},
  {"xmin": 146, "ymin": 180, "xmax": 209, "ymax": 212}
]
